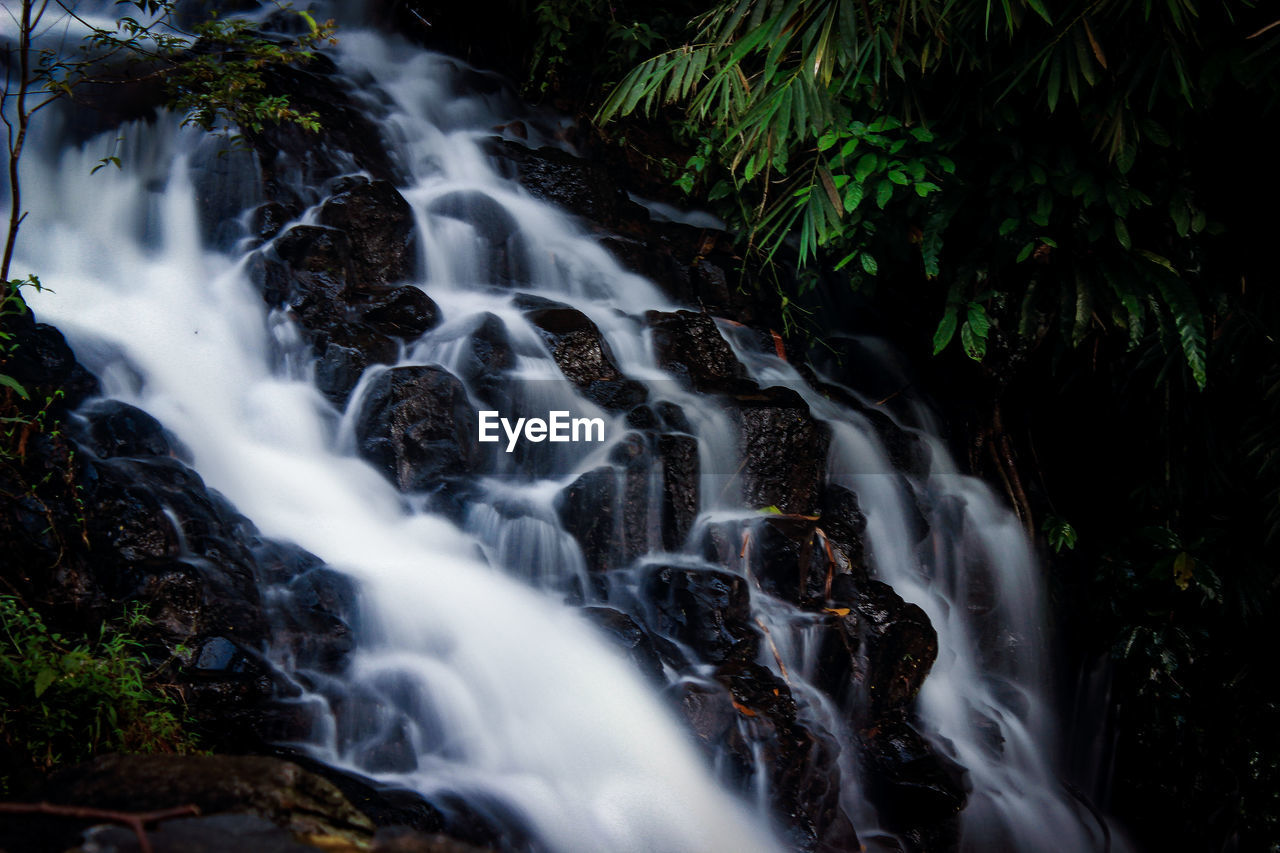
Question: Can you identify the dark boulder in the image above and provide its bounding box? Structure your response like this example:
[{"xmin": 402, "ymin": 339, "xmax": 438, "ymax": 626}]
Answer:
[
  {"xmin": 705, "ymin": 658, "xmax": 860, "ymax": 852},
  {"xmin": 555, "ymin": 466, "xmax": 620, "ymax": 573},
  {"xmin": 656, "ymin": 433, "xmax": 699, "ymax": 551},
  {"xmin": 75, "ymin": 400, "xmax": 176, "ymax": 459},
  {"xmin": 726, "ymin": 386, "xmax": 831, "ymax": 516},
  {"xmin": 355, "ymin": 366, "xmax": 478, "ymax": 492},
  {"xmin": 428, "ymin": 190, "xmax": 519, "ymax": 245},
  {"xmin": 703, "ymin": 515, "xmax": 843, "ymax": 608},
  {"xmin": 455, "ymin": 313, "xmax": 515, "ymax": 408},
  {"xmin": 357, "ymin": 285, "xmax": 439, "ymax": 339},
  {"xmin": 819, "ymin": 486, "xmax": 869, "ymax": 580},
  {"xmin": 859, "ymin": 712, "xmax": 968, "ymax": 841},
  {"xmin": 641, "ymin": 565, "xmax": 757, "ymax": 663},
  {"xmin": 487, "ymin": 140, "xmax": 633, "ymax": 228},
  {"xmin": 581, "ymin": 606, "xmax": 665, "ymax": 682},
  {"xmin": 645, "ymin": 309, "xmax": 751, "ymax": 394},
  {"xmin": 521, "ymin": 302, "xmax": 646, "ymax": 410},
  {"xmin": 823, "ymin": 576, "xmax": 938, "ymax": 717},
  {"xmin": 265, "ymin": 225, "xmax": 354, "ymax": 327},
  {"xmin": 319, "ymin": 177, "xmax": 418, "ymax": 285},
  {"xmin": 0, "ymin": 312, "xmax": 99, "ymax": 413}
]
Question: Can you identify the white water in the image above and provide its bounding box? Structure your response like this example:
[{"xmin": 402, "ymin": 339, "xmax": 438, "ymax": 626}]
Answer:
[{"xmin": 7, "ymin": 10, "xmax": 1116, "ymax": 852}]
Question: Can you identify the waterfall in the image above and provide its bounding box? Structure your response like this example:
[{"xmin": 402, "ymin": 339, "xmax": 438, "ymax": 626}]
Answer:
[{"xmin": 7, "ymin": 8, "xmax": 1119, "ymax": 852}]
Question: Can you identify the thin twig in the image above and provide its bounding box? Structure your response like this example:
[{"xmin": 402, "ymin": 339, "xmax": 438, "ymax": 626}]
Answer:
[{"xmin": 0, "ymin": 802, "xmax": 200, "ymax": 853}]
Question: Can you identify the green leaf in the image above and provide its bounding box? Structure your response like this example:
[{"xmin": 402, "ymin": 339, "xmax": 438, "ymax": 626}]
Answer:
[
  {"xmin": 1116, "ymin": 144, "xmax": 1136, "ymax": 175},
  {"xmin": 966, "ymin": 303, "xmax": 991, "ymax": 338},
  {"xmin": 1114, "ymin": 218, "xmax": 1131, "ymax": 249},
  {"xmin": 817, "ymin": 129, "xmax": 838, "ymax": 151},
  {"xmin": 999, "ymin": 217, "xmax": 1020, "ymax": 236},
  {"xmin": 0, "ymin": 374, "xmax": 30, "ymax": 400},
  {"xmin": 960, "ymin": 320, "xmax": 987, "ymax": 360},
  {"xmin": 1153, "ymin": 274, "xmax": 1208, "ymax": 389},
  {"xmin": 888, "ymin": 170, "xmax": 908, "ymax": 185},
  {"xmin": 1171, "ymin": 203, "xmax": 1191, "ymax": 237},
  {"xmin": 35, "ymin": 668, "xmax": 57, "ymax": 698},
  {"xmin": 853, "ymin": 153, "xmax": 878, "ymax": 182},
  {"xmin": 932, "ymin": 306, "xmax": 958, "ymax": 354},
  {"xmin": 875, "ymin": 179, "xmax": 893, "ymax": 208},
  {"xmin": 1016, "ymin": 242, "xmax": 1035, "ymax": 263},
  {"xmin": 843, "ymin": 183, "xmax": 865, "ymax": 211},
  {"xmin": 1024, "ymin": 0, "xmax": 1053, "ymax": 24},
  {"xmin": 860, "ymin": 253, "xmax": 878, "ymax": 275}
]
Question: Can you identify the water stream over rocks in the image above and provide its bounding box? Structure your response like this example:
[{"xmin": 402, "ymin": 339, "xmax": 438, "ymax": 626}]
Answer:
[{"xmin": 6, "ymin": 8, "xmax": 1121, "ymax": 851}]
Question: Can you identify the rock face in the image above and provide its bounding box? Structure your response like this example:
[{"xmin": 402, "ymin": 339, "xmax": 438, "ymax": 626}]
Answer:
[
  {"xmin": 319, "ymin": 177, "xmax": 418, "ymax": 285},
  {"xmin": 729, "ymin": 386, "xmax": 832, "ymax": 516},
  {"xmin": 488, "ymin": 140, "xmax": 635, "ymax": 228},
  {"xmin": 646, "ymin": 309, "xmax": 751, "ymax": 393},
  {"xmin": 518, "ymin": 297, "xmax": 647, "ymax": 411},
  {"xmin": 355, "ymin": 365, "xmax": 478, "ymax": 492}
]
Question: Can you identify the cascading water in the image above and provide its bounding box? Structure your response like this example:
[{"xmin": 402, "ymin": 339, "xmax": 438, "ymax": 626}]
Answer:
[{"xmin": 7, "ymin": 7, "xmax": 1120, "ymax": 851}]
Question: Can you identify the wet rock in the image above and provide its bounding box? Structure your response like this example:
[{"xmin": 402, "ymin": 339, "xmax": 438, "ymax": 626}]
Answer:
[
  {"xmin": 251, "ymin": 201, "xmax": 295, "ymax": 241},
  {"xmin": 428, "ymin": 190, "xmax": 519, "ymax": 244},
  {"xmin": 358, "ymin": 285, "xmax": 439, "ymax": 339},
  {"xmin": 274, "ymin": 565, "xmax": 359, "ymax": 670},
  {"xmin": 727, "ymin": 386, "xmax": 831, "ymax": 516},
  {"xmin": 605, "ymin": 429, "xmax": 699, "ymax": 559},
  {"xmin": 555, "ymin": 466, "xmax": 620, "ymax": 573},
  {"xmin": 859, "ymin": 712, "xmax": 968, "ymax": 836},
  {"xmin": 581, "ymin": 606, "xmax": 664, "ymax": 682},
  {"xmin": 521, "ymin": 303, "xmax": 646, "ymax": 410},
  {"xmin": 819, "ymin": 486, "xmax": 868, "ymax": 580},
  {"xmin": 711, "ymin": 659, "xmax": 859, "ymax": 852},
  {"xmin": 487, "ymin": 140, "xmax": 633, "ymax": 227},
  {"xmin": 0, "ymin": 313, "xmax": 99, "ymax": 412},
  {"xmin": 641, "ymin": 565, "xmax": 757, "ymax": 662},
  {"xmin": 266, "ymin": 225, "xmax": 354, "ymax": 327},
  {"xmin": 319, "ymin": 177, "xmax": 418, "ymax": 285},
  {"xmin": 645, "ymin": 309, "xmax": 750, "ymax": 394},
  {"xmin": 314, "ymin": 342, "xmax": 376, "ymax": 405},
  {"xmin": 600, "ymin": 225, "xmax": 781, "ymax": 328},
  {"xmin": 355, "ymin": 365, "xmax": 478, "ymax": 492},
  {"xmin": 456, "ymin": 313, "xmax": 515, "ymax": 407},
  {"xmin": 827, "ymin": 577, "xmax": 938, "ymax": 716},
  {"xmin": 76, "ymin": 400, "xmax": 175, "ymax": 459},
  {"xmin": 246, "ymin": 59, "xmax": 402, "ymax": 191},
  {"xmin": 708, "ymin": 516, "xmax": 842, "ymax": 608},
  {"xmin": 274, "ymin": 752, "xmax": 521, "ymax": 852},
  {"xmin": 657, "ymin": 433, "xmax": 699, "ymax": 550}
]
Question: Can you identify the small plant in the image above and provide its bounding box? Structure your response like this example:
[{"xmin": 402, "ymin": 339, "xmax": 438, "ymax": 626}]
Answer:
[{"xmin": 0, "ymin": 596, "xmax": 200, "ymax": 794}]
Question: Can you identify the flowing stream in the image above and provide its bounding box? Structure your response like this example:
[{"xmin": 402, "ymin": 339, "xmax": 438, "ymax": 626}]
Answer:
[{"xmin": 7, "ymin": 9, "xmax": 1118, "ymax": 851}]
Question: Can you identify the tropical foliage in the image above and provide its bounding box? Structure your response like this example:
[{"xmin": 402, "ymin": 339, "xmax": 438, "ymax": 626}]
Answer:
[
  {"xmin": 596, "ymin": 0, "xmax": 1278, "ymax": 390},
  {"xmin": 0, "ymin": 596, "xmax": 200, "ymax": 794}
]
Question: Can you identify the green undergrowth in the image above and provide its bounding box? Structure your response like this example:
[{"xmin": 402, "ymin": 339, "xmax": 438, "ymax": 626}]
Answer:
[{"xmin": 0, "ymin": 595, "xmax": 201, "ymax": 796}]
